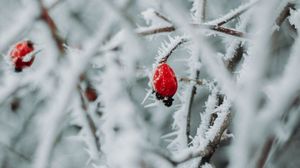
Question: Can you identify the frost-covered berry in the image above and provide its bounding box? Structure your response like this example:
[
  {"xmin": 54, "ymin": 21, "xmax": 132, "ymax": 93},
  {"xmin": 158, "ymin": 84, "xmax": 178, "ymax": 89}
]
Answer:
[
  {"xmin": 152, "ymin": 63, "xmax": 177, "ymax": 107},
  {"xmin": 10, "ymin": 40, "xmax": 35, "ymax": 72}
]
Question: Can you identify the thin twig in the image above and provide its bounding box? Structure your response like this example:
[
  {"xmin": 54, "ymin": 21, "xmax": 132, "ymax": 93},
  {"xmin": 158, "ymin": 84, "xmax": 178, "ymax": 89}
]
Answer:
[
  {"xmin": 199, "ymin": 94, "xmax": 225, "ymax": 166},
  {"xmin": 180, "ymin": 77, "xmax": 203, "ymax": 86},
  {"xmin": 226, "ymin": 44, "xmax": 244, "ymax": 73},
  {"xmin": 153, "ymin": 11, "xmax": 172, "ymax": 23},
  {"xmin": 77, "ymin": 84, "xmax": 101, "ymax": 152},
  {"xmin": 256, "ymin": 136, "xmax": 274, "ymax": 168},
  {"xmin": 206, "ymin": 0, "xmax": 258, "ymax": 26},
  {"xmin": 207, "ymin": 25, "xmax": 244, "ymax": 38},
  {"xmin": 137, "ymin": 1, "xmax": 254, "ymax": 38},
  {"xmin": 186, "ymin": 0, "xmax": 205, "ymax": 147},
  {"xmin": 137, "ymin": 26, "xmax": 176, "ymax": 36},
  {"xmin": 38, "ymin": 1, "xmax": 65, "ymax": 53},
  {"xmin": 275, "ymin": 3, "xmax": 295, "ymax": 26},
  {"xmin": 159, "ymin": 38, "xmax": 188, "ymax": 63},
  {"xmin": 0, "ymin": 0, "xmax": 64, "ymax": 53},
  {"xmin": 137, "ymin": 24, "xmax": 247, "ymax": 39}
]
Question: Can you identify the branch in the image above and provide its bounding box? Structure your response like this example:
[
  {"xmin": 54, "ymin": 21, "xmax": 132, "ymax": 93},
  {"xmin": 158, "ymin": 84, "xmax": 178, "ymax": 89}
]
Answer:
[
  {"xmin": 225, "ymin": 3, "xmax": 294, "ymax": 74},
  {"xmin": 180, "ymin": 77, "xmax": 204, "ymax": 86},
  {"xmin": 191, "ymin": 0, "xmax": 207, "ymax": 23},
  {"xmin": 256, "ymin": 136, "xmax": 274, "ymax": 168},
  {"xmin": 78, "ymin": 84, "xmax": 102, "ymax": 153},
  {"xmin": 180, "ymin": 112, "xmax": 231, "ymax": 164},
  {"xmin": 208, "ymin": 25, "xmax": 245, "ymax": 38},
  {"xmin": 153, "ymin": 11, "xmax": 172, "ymax": 23},
  {"xmin": 199, "ymin": 94, "xmax": 225, "ymax": 166},
  {"xmin": 275, "ymin": 3, "xmax": 295, "ymax": 26},
  {"xmin": 205, "ymin": 0, "xmax": 258, "ymax": 26},
  {"xmin": 185, "ymin": 0, "xmax": 207, "ymax": 146},
  {"xmin": 226, "ymin": 44, "xmax": 244, "ymax": 73},
  {"xmin": 33, "ymin": 21, "xmax": 111, "ymax": 168},
  {"xmin": 0, "ymin": 0, "xmax": 65, "ymax": 53},
  {"xmin": 153, "ymin": 111, "xmax": 230, "ymax": 166},
  {"xmin": 159, "ymin": 38, "xmax": 188, "ymax": 63},
  {"xmin": 38, "ymin": 0, "xmax": 65, "ymax": 53},
  {"xmin": 136, "ymin": 26, "xmax": 176, "ymax": 36},
  {"xmin": 137, "ymin": 24, "xmax": 247, "ymax": 39},
  {"xmin": 137, "ymin": 2, "xmax": 253, "ymax": 38}
]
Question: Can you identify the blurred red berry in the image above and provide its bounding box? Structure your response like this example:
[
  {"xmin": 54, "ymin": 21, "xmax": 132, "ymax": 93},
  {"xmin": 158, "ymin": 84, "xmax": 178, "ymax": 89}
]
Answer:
[
  {"xmin": 10, "ymin": 40, "xmax": 35, "ymax": 72},
  {"xmin": 85, "ymin": 86, "xmax": 98, "ymax": 102},
  {"xmin": 152, "ymin": 63, "xmax": 177, "ymax": 107}
]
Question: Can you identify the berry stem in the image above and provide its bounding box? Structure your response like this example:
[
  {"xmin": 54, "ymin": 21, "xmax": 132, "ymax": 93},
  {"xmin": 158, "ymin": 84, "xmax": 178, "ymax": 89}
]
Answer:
[{"xmin": 159, "ymin": 38, "xmax": 188, "ymax": 63}]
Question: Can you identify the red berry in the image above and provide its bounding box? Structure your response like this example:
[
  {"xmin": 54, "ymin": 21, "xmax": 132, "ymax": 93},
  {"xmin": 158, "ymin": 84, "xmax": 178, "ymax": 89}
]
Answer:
[
  {"xmin": 152, "ymin": 63, "xmax": 177, "ymax": 106},
  {"xmin": 10, "ymin": 40, "xmax": 35, "ymax": 72},
  {"xmin": 85, "ymin": 86, "xmax": 98, "ymax": 102}
]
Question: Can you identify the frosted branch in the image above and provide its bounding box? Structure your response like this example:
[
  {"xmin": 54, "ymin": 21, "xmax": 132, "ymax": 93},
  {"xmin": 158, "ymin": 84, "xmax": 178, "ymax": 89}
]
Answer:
[{"xmin": 205, "ymin": 0, "xmax": 259, "ymax": 26}]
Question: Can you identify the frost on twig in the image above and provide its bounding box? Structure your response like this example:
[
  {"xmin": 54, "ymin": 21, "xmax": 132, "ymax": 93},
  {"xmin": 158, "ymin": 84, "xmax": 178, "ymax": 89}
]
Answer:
[
  {"xmin": 205, "ymin": 0, "xmax": 258, "ymax": 26},
  {"xmin": 167, "ymin": 43, "xmax": 201, "ymax": 151},
  {"xmin": 191, "ymin": 0, "xmax": 207, "ymax": 23}
]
